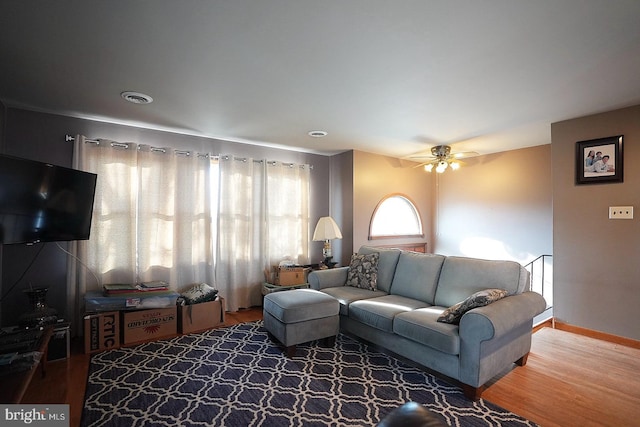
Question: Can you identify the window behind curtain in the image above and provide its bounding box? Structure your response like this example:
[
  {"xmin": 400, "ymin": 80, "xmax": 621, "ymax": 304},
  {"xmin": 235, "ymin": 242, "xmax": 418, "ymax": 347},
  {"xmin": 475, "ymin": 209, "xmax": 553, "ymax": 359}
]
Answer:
[
  {"xmin": 216, "ymin": 157, "xmax": 311, "ymax": 311},
  {"xmin": 77, "ymin": 141, "xmax": 310, "ymax": 311},
  {"xmin": 266, "ymin": 162, "xmax": 310, "ymax": 266},
  {"xmin": 80, "ymin": 142, "xmax": 216, "ymax": 290}
]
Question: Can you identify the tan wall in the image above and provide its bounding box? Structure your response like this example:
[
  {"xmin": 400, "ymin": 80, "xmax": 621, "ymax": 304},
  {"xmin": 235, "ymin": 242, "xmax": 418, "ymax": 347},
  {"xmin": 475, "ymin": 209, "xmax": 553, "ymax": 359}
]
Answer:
[
  {"xmin": 433, "ymin": 145, "xmax": 553, "ymax": 264},
  {"xmin": 551, "ymin": 105, "xmax": 640, "ymax": 341},
  {"xmin": 352, "ymin": 150, "xmax": 433, "ymax": 260}
]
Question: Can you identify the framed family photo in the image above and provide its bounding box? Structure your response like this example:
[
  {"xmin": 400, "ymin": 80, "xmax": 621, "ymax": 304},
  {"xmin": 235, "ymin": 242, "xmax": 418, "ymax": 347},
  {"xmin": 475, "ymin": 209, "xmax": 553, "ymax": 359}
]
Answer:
[{"xmin": 576, "ymin": 135, "xmax": 623, "ymax": 185}]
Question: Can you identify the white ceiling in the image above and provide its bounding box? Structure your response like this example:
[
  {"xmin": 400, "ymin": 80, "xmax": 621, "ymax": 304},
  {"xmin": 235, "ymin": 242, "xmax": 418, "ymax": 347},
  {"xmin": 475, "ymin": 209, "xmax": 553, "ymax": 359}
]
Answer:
[{"xmin": 1, "ymin": 1, "xmax": 639, "ymax": 159}]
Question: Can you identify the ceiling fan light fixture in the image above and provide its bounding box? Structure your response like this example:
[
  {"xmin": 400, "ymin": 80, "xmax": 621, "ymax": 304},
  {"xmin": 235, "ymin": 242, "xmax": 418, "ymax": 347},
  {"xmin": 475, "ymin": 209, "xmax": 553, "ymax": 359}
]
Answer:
[{"xmin": 415, "ymin": 145, "xmax": 475, "ymax": 173}]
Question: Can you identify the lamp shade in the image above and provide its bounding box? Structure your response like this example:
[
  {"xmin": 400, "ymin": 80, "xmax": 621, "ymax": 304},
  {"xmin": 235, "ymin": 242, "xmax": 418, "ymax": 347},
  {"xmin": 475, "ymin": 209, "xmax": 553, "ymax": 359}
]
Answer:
[{"xmin": 312, "ymin": 216, "xmax": 343, "ymax": 241}]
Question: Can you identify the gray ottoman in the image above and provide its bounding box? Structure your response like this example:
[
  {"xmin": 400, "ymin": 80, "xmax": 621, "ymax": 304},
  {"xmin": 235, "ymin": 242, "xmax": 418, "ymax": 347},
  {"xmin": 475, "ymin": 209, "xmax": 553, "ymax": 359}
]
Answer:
[{"xmin": 263, "ymin": 289, "xmax": 340, "ymax": 357}]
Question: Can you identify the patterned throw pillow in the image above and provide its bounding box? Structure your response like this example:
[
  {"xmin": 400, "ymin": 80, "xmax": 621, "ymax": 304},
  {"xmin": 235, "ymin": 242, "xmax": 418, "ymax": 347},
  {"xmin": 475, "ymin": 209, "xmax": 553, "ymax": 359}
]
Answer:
[
  {"xmin": 437, "ymin": 288, "xmax": 509, "ymax": 324},
  {"xmin": 181, "ymin": 283, "xmax": 219, "ymax": 305},
  {"xmin": 345, "ymin": 252, "xmax": 380, "ymax": 291}
]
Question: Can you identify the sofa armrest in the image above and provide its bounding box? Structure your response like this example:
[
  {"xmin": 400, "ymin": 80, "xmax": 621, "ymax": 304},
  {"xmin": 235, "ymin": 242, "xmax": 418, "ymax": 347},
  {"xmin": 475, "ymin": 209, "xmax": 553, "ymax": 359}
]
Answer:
[
  {"xmin": 458, "ymin": 291, "xmax": 547, "ymax": 387},
  {"xmin": 459, "ymin": 291, "xmax": 547, "ymax": 341},
  {"xmin": 308, "ymin": 267, "xmax": 349, "ymax": 290}
]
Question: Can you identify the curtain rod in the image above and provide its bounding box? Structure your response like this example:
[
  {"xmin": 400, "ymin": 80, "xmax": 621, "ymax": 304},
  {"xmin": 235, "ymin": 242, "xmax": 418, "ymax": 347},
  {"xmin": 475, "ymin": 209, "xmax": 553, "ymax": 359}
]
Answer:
[
  {"xmin": 65, "ymin": 134, "xmax": 99, "ymax": 144},
  {"xmin": 65, "ymin": 135, "xmax": 313, "ymax": 169},
  {"xmin": 66, "ymin": 134, "xmax": 218, "ymax": 158}
]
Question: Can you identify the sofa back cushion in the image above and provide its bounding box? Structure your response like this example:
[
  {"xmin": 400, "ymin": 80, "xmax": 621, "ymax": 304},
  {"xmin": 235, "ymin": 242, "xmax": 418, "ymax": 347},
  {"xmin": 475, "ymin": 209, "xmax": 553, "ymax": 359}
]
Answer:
[
  {"xmin": 357, "ymin": 246, "xmax": 401, "ymax": 293},
  {"xmin": 388, "ymin": 251, "xmax": 446, "ymax": 304},
  {"xmin": 433, "ymin": 256, "xmax": 529, "ymax": 308}
]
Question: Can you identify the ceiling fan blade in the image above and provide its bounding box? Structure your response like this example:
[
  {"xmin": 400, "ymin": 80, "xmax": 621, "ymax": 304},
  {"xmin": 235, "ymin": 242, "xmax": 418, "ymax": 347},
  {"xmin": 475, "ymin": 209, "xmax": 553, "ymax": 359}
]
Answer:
[
  {"xmin": 412, "ymin": 160, "xmax": 437, "ymax": 168},
  {"xmin": 451, "ymin": 151, "xmax": 479, "ymax": 159},
  {"xmin": 407, "ymin": 155, "xmax": 437, "ymax": 160}
]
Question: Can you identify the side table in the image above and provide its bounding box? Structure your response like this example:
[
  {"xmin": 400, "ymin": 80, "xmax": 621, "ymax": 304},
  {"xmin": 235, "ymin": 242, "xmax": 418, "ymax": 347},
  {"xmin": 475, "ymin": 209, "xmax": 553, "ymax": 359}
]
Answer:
[{"xmin": 0, "ymin": 326, "xmax": 53, "ymax": 403}]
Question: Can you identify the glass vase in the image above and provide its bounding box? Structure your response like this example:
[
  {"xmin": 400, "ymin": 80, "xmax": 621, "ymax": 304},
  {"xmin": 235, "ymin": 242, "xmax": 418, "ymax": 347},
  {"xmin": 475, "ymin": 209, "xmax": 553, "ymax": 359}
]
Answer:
[{"xmin": 18, "ymin": 287, "xmax": 58, "ymax": 327}]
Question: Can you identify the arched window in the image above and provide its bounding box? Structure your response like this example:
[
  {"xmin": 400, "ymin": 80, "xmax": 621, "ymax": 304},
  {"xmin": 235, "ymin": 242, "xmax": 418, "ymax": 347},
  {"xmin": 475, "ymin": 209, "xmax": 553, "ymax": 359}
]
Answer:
[{"xmin": 369, "ymin": 194, "xmax": 423, "ymax": 239}]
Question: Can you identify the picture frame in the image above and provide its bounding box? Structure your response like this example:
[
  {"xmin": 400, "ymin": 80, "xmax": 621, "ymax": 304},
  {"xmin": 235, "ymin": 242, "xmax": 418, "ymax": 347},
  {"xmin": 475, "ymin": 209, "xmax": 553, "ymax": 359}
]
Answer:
[{"xmin": 576, "ymin": 135, "xmax": 623, "ymax": 185}]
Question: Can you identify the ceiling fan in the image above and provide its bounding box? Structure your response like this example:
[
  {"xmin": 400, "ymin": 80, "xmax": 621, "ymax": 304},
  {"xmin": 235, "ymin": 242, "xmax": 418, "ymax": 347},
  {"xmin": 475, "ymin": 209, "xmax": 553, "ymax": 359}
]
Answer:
[{"xmin": 409, "ymin": 145, "xmax": 479, "ymax": 173}]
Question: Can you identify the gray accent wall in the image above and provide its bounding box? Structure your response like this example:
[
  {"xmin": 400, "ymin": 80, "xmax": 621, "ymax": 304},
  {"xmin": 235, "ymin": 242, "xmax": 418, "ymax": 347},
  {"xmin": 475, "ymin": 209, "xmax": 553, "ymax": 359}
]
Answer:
[
  {"xmin": 551, "ymin": 105, "xmax": 640, "ymax": 341},
  {"xmin": 0, "ymin": 99, "xmax": 5, "ymax": 151},
  {"xmin": 0, "ymin": 100, "xmax": 4, "ymax": 325},
  {"xmin": 328, "ymin": 151, "xmax": 353, "ymax": 267}
]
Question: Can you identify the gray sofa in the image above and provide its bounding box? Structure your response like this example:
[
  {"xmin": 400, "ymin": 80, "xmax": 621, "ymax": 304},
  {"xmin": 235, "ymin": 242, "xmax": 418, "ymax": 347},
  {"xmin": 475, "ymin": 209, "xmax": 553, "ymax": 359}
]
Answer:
[{"xmin": 307, "ymin": 246, "xmax": 547, "ymax": 400}]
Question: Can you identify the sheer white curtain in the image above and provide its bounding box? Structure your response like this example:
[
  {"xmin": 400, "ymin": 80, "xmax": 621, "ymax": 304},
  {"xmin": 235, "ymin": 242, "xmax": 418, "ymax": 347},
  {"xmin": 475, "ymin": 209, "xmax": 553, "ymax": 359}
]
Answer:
[
  {"xmin": 136, "ymin": 147, "xmax": 215, "ymax": 287},
  {"xmin": 216, "ymin": 157, "xmax": 311, "ymax": 311},
  {"xmin": 266, "ymin": 162, "xmax": 310, "ymax": 266},
  {"xmin": 68, "ymin": 136, "xmax": 215, "ymax": 327},
  {"xmin": 216, "ymin": 156, "xmax": 266, "ymax": 311},
  {"xmin": 77, "ymin": 138, "xmax": 138, "ymax": 286},
  {"xmin": 67, "ymin": 136, "xmax": 137, "ymax": 333},
  {"xmin": 67, "ymin": 135, "xmax": 310, "ymax": 326}
]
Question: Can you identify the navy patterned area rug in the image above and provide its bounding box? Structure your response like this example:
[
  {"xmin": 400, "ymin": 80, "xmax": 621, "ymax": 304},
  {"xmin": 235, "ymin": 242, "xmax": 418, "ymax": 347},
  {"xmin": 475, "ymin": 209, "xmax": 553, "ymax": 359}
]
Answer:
[{"xmin": 81, "ymin": 321, "xmax": 537, "ymax": 427}]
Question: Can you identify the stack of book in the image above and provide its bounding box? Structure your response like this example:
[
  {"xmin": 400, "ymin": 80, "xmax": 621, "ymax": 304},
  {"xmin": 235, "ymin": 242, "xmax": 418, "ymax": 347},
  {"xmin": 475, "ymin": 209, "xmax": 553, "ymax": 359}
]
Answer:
[{"xmin": 103, "ymin": 281, "xmax": 171, "ymax": 297}]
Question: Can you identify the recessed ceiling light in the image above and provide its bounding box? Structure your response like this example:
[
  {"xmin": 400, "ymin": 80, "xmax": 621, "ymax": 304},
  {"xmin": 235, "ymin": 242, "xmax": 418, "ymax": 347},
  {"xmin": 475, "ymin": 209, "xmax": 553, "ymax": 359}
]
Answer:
[
  {"xmin": 308, "ymin": 130, "xmax": 328, "ymax": 138},
  {"xmin": 121, "ymin": 91, "xmax": 153, "ymax": 104}
]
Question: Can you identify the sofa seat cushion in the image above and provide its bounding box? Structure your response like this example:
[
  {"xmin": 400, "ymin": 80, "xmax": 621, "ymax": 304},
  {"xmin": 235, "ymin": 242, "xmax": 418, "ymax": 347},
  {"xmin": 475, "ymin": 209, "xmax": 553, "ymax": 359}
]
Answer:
[
  {"xmin": 321, "ymin": 286, "xmax": 387, "ymax": 316},
  {"xmin": 393, "ymin": 307, "xmax": 460, "ymax": 355},
  {"xmin": 349, "ymin": 295, "xmax": 430, "ymax": 333}
]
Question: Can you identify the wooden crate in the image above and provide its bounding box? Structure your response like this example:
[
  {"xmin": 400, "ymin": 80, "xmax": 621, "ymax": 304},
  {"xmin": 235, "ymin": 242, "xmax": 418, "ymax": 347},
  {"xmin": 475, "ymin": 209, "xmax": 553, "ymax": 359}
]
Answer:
[{"xmin": 274, "ymin": 267, "xmax": 306, "ymax": 286}]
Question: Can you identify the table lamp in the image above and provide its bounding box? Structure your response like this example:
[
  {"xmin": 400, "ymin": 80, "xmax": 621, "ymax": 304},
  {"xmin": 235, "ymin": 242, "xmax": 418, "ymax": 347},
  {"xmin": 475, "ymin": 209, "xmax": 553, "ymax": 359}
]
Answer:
[{"xmin": 312, "ymin": 216, "xmax": 342, "ymax": 268}]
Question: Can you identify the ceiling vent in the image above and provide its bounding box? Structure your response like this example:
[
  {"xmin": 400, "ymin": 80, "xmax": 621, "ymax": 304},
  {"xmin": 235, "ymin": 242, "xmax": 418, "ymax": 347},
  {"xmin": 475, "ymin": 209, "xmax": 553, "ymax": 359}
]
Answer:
[
  {"xmin": 308, "ymin": 130, "xmax": 328, "ymax": 138},
  {"xmin": 120, "ymin": 91, "xmax": 153, "ymax": 104}
]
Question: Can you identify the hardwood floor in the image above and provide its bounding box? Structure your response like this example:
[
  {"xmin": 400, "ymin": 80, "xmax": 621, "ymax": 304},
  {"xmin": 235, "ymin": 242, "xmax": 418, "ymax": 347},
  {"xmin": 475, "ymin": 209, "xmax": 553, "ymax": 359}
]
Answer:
[
  {"xmin": 21, "ymin": 309, "xmax": 640, "ymax": 427},
  {"xmin": 483, "ymin": 327, "xmax": 640, "ymax": 427}
]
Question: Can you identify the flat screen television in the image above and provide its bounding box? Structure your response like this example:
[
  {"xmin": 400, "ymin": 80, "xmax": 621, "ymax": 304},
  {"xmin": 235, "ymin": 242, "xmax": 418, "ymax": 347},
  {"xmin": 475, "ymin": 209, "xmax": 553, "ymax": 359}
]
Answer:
[{"xmin": 0, "ymin": 154, "xmax": 97, "ymax": 245}]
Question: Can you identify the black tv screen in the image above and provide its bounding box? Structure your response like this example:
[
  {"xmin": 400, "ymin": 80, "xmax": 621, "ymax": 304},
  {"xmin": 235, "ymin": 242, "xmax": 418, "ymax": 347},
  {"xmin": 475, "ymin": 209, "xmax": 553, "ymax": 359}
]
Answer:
[{"xmin": 0, "ymin": 155, "xmax": 97, "ymax": 244}]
